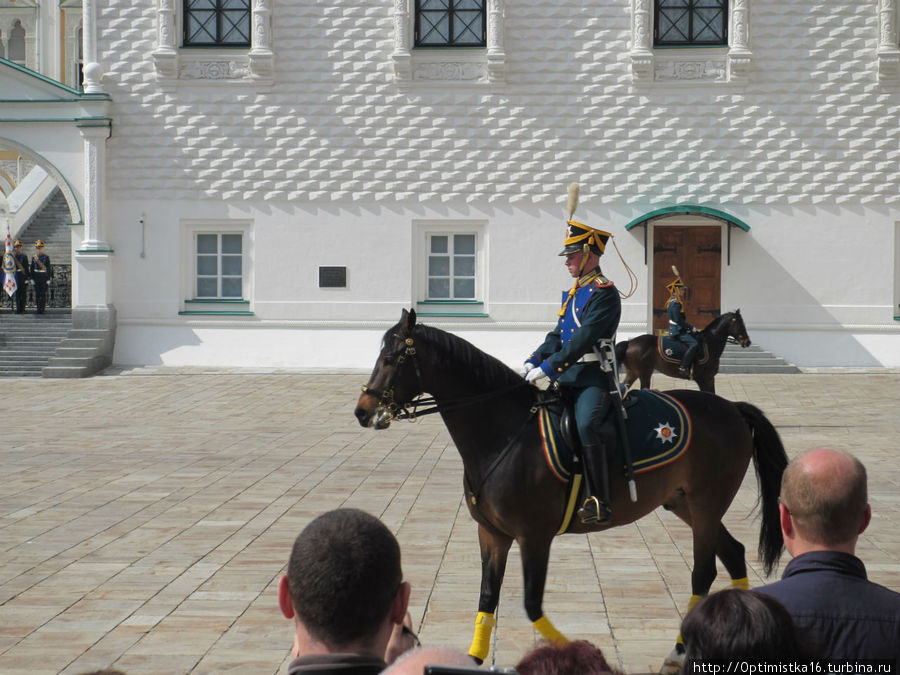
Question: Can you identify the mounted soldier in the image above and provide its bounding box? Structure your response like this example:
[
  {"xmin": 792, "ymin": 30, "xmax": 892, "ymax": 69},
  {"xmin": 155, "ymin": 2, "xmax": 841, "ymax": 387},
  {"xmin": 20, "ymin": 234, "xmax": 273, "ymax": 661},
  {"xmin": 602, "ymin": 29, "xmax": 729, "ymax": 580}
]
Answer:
[
  {"xmin": 523, "ymin": 183, "xmax": 635, "ymax": 525},
  {"xmin": 666, "ymin": 268, "xmax": 699, "ymax": 376}
]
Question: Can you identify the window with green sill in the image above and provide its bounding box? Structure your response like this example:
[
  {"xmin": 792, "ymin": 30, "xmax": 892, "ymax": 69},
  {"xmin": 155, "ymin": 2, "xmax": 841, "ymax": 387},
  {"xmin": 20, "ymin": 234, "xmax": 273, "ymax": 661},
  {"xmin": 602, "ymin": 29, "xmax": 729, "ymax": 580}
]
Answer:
[
  {"xmin": 195, "ymin": 232, "xmax": 243, "ymax": 299},
  {"xmin": 427, "ymin": 233, "xmax": 476, "ymax": 301}
]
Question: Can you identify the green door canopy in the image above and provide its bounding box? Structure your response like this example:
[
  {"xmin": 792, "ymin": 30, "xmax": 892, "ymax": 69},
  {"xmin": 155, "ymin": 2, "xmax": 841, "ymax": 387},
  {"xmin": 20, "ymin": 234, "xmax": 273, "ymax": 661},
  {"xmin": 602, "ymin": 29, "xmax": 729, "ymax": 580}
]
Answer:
[{"xmin": 624, "ymin": 205, "xmax": 750, "ymax": 232}]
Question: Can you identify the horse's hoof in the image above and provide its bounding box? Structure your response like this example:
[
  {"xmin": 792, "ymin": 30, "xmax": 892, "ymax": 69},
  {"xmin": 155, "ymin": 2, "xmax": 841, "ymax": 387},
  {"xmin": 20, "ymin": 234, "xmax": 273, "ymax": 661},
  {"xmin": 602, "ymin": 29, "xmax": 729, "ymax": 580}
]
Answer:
[{"xmin": 660, "ymin": 645, "xmax": 685, "ymax": 674}]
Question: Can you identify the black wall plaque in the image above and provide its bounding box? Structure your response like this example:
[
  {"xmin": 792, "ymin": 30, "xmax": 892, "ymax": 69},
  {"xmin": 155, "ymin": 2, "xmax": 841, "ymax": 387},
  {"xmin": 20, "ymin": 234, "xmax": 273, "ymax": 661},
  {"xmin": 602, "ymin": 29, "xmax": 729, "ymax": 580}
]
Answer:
[{"xmin": 319, "ymin": 266, "xmax": 347, "ymax": 288}]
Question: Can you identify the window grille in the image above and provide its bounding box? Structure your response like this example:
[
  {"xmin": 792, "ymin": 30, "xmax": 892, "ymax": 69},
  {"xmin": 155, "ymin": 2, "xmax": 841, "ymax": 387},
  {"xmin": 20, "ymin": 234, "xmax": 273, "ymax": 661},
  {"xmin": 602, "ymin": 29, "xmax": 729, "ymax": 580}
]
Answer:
[
  {"xmin": 655, "ymin": 0, "xmax": 727, "ymax": 46},
  {"xmin": 415, "ymin": 0, "xmax": 486, "ymax": 47},
  {"xmin": 184, "ymin": 0, "xmax": 251, "ymax": 47},
  {"xmin": 427, "ymin": 234, "xmax": 476, "ymax": 300}
]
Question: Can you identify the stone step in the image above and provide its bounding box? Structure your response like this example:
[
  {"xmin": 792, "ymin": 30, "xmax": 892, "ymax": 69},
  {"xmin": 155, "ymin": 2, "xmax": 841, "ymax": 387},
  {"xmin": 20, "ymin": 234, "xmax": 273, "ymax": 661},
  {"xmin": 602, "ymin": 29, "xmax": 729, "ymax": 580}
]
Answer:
[{"xmin": 41, "ymin": 365, "xmax": 91, "ymax": 378}]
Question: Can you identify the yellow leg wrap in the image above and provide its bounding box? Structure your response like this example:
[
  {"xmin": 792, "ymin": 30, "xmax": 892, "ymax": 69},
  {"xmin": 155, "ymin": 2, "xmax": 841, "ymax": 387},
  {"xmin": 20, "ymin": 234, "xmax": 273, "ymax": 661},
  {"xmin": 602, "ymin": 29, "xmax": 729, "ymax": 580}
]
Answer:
[
  {"xmin": 532, "ymin": 615, "xmax": 569, "ymax": 646},
  {"xmin": 731, "ymin": 577, "xmax": 750, "ymax": 590},
  {"xmin": 676, "ymin": 594, "xmax": 706, "ymax": 646},
  {"xmin": 468, "ymin": 612, "xmax": 496, "ymax": 662}
]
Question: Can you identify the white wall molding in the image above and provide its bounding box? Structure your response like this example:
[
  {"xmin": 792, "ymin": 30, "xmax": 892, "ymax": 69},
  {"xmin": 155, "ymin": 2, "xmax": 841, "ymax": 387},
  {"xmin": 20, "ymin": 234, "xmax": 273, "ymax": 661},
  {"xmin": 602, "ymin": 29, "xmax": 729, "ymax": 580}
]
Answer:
[{"xmin": 877, "ymin": 0, "xmax": 900, "ymax": 82}]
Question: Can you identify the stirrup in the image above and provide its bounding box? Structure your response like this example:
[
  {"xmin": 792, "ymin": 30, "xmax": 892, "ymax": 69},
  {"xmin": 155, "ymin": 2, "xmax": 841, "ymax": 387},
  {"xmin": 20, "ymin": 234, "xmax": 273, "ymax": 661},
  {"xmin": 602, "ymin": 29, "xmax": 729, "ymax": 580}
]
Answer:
[{"xmin": 577, "ymin": 496, "xmax": 611, "ymax": 524}]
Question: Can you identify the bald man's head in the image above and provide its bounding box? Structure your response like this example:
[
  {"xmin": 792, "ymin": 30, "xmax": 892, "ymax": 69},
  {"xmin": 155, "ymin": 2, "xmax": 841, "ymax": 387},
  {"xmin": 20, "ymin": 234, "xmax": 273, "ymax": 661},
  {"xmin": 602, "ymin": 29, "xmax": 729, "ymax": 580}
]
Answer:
[{"xmin": 780, "ymin": 448, "xmax": 868, "ymax": 547}]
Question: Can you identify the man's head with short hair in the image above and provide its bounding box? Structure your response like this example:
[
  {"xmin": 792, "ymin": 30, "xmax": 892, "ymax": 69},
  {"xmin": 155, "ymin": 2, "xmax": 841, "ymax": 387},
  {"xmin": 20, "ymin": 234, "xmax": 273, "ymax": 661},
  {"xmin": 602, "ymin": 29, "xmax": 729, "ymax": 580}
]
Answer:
[
  {"xmin": 278, "ymin": 508, "xmax": 410, "ymax": 657},
  {"xmin": 779, "ymin": 448, "xmax": 870, "ymax": 553},
  {"xmin": 381, "ymin": 646, "xmax": 476, "ymax": 674}
]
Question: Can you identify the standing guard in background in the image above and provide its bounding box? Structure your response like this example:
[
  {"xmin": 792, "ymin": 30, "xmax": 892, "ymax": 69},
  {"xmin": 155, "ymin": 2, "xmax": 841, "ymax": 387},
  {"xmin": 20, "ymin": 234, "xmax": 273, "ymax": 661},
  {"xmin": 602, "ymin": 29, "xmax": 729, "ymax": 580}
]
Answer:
[
  {"xmin": 11, "ymin": 240, "xmax": 30, "ymax": 314},
  {"xmin": 31, "ymin": 240, "xmax": 53, "ymax": 314},
  {"xmin": 666, "ymin": 268, "xmax": 699, "ymax": 375},
  {"xmin": 523, "ymin": 183, "xmax": 636, "ymax": 525}
]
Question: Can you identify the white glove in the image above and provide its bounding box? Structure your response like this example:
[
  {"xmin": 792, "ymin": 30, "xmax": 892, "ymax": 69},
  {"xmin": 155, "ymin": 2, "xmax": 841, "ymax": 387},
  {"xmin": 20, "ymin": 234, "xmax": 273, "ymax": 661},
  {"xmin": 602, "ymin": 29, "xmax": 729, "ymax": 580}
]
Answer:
[
  {"xmin": 526, "ymin": 366, "xmax": 548, "ymax": 384},
  {"xmin": 521, "ymin": 362, "xmax": 534, "ymax": 377}
]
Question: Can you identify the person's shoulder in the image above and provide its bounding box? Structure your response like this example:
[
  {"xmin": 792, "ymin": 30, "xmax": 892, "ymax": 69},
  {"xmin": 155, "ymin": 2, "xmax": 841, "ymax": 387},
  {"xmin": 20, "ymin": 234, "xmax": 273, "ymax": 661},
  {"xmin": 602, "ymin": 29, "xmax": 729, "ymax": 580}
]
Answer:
[{"xmin": 593, "ymin": 275, "xmax": 614, "ymax": 289}]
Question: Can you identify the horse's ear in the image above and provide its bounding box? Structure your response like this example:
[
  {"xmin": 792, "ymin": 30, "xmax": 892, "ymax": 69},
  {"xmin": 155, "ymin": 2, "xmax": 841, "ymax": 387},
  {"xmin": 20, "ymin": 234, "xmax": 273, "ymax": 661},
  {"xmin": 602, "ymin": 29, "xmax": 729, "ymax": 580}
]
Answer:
[
  {"xmin": 399, "ymin": 308, "xmax": 416, "ymax": 335},
  {"xmin": 735, "ymin": 308, "xmax": 741, "ymax": 314}
]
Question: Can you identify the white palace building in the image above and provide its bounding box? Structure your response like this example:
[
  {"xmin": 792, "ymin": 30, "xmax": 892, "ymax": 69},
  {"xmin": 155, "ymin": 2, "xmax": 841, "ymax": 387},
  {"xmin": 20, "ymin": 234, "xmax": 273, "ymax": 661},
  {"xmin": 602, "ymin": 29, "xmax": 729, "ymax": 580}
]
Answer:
[{"xmin": 1, "ymin": 0, "xmax": 899, "ymax": 372}]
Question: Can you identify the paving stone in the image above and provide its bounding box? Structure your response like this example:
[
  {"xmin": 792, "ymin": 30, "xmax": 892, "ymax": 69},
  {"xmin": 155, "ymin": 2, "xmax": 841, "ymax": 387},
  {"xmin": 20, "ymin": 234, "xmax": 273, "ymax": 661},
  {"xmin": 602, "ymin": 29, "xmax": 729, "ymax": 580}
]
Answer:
[{"xmin": 0, "ymin": 370, "xmax": 898, "ymax": 674}]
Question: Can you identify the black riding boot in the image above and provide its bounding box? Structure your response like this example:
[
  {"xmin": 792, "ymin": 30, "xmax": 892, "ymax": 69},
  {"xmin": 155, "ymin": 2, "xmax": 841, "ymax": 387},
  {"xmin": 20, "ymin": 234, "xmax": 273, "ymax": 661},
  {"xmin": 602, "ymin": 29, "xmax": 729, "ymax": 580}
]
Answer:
[
  {"xmin": 679, "ymin": 344, "xmax": 699, "ymax": 376},
  {"xmin": 577, "ymin": 443, "xmax": 612, "ymax": 524}
]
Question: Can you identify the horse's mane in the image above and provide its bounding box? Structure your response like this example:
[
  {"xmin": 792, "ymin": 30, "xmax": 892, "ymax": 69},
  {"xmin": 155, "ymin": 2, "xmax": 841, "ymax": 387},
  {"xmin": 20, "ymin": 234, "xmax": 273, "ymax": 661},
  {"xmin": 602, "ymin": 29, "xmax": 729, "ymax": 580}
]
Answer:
[
  {"xmin": 701, "ymin": 311, "xmax": 734, "ymax": 334},
  {"xmin": 414, "ymin": 323, "xmax": 523, "ymax": 390}
]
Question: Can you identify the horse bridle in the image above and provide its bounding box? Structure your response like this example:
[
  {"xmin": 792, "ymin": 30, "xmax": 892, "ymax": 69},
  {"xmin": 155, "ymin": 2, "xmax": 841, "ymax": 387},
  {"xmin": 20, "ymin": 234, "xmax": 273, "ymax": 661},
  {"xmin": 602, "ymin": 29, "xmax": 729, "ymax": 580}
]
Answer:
[
  {"xmin": 360, "ymin": 335, "xmax": 428, "ymax": 423},
  {"xmin": 360, "ymin": 332, "xmax": 530, "ymax": 425}
]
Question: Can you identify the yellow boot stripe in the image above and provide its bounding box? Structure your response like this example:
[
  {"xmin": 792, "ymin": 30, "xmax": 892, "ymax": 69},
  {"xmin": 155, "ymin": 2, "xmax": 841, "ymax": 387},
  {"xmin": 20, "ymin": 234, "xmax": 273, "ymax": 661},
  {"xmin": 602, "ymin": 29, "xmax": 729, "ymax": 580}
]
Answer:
[
  {"xmin": 532, "ymin": 615, "xmax": 569, "ymax": 646},
  {"xmin": 677, "ymin": 594, "xmax": 707, "ymax": 645},
  {"xmin": 468, "ymin": 612, "xmax": 495, "ymax": 662},
  {"xmin": 731, "ymin": 577, "xmax": 750, "ymax": 590}
]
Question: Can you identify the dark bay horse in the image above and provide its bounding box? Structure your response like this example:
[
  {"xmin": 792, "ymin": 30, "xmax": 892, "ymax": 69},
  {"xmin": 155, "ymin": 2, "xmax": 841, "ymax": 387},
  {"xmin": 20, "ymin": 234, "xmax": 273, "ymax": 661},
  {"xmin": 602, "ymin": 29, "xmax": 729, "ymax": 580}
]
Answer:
[
  {"xmin": 616, "ymin": 310, "xmax": 751, "ymax": 394},
  {"xmin": 355, "ymin": 309, "xmax": 786, "ymax": 671}
]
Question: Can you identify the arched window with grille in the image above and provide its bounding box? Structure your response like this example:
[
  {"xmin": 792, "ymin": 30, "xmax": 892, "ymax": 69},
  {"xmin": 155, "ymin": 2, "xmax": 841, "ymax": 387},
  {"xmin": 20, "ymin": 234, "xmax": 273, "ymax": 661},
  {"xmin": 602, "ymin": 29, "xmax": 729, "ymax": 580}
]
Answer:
[{"xmin": 655, "ymin": 0, "xmax": 727, "ymax": 46}]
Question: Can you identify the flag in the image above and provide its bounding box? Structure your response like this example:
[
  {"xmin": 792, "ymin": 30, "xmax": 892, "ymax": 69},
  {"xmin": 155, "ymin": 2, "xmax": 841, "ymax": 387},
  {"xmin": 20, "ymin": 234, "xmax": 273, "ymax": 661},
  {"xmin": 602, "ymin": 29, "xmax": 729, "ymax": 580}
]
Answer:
[{"xmin": 2, "ymin": 230, "xmax": 17, "ymax": 298}]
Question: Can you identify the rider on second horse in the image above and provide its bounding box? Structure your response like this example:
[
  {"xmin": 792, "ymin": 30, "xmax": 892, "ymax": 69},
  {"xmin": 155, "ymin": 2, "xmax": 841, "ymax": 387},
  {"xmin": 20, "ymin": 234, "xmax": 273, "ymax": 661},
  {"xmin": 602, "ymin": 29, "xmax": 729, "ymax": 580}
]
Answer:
[
  {"xmin": 666, "ymin": 270, "xmax": 699, "ymax": 376},
  {"xmin": 523, "ymin": 184, "xmax": 623, "ymax": 525}
]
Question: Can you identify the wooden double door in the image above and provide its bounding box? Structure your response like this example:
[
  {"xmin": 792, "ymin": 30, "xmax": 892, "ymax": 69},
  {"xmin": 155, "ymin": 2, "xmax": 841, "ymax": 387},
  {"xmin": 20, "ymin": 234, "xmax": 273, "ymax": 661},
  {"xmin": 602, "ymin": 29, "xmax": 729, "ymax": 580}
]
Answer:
[{"xmin": 652, "ymin": 225, "xmax": 722, "ymax": 333}]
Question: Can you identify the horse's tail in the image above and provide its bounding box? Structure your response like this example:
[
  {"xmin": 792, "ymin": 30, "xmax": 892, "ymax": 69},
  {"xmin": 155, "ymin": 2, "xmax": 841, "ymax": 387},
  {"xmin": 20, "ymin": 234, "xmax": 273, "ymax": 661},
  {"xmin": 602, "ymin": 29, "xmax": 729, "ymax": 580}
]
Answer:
[
  {"xmin": 736, "ymin": 401, "xmax": 788, "ymax": 577},
  {"xmin": 614, "ymin": 340, "xmax": 628, "ymax": 373}
]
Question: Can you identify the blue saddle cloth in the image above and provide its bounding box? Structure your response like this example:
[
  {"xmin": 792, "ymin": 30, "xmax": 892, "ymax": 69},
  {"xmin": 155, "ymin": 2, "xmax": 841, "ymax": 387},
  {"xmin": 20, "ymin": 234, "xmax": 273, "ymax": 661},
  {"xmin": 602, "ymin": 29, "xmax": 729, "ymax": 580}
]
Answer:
[
  {"xmin": 657, "ymin": 335, "xmax": 708, "ymax": 365},
  {"xmin": 538, "ymin": 389, "xmax": 692, "ymax": 483}
]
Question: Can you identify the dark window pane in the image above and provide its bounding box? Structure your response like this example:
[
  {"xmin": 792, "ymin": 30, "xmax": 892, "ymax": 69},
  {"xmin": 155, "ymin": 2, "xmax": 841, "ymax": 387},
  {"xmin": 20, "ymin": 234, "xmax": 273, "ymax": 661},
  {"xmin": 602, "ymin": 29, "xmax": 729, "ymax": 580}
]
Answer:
[
  {"xmin": 454, "ymin": 234, "xmax": 475, "ymax": 254},
  {"xmin": 221, "ymin": 278, "xmax": 242, "ymax": 297},
  {"xmin": 222, "ymin": 234, "xmax": 242, "ymax": 254},
  {"xmin": 429, "ymin": 256, "xmax": 450, "ymax": 276},
  {"xmin": 454, "ymin": 256, "xmax": 474, "ymax": 277},
  {"xmin": 197, "ymin": 256, "xmax": 218, "ymax": 276},
  {"xmin": 197, "ymin": 278, "xmax": 217, "ymax": 297},
  {"xmin": 222, "ymin": 256, "xmax": 242, "ymax": 276},
  {"xmin": 197, "ymin": 234, "xmax": 217, "ymax": 254},
  {"xmin": 430, "ymin": 236, "xmax": 448, "ymax": 254},
  {"xmin": 454, "ymin": 278, "xmax": 475, "ymax": 299},
  {"xmin": 429, "ymin": 278, "xmax": 450, "ymax": 298}
]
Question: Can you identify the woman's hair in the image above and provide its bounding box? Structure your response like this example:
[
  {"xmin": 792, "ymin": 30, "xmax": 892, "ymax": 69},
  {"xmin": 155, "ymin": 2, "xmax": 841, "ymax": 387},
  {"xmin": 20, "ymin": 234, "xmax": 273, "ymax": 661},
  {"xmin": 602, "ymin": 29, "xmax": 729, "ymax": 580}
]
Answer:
[
  {"xmin": 681, "ymin": 589, "xmax": 814, "ymax": 668},
  {"xmin": 516, "ymin": 640, "xmax": 622, "ymax": 675}
]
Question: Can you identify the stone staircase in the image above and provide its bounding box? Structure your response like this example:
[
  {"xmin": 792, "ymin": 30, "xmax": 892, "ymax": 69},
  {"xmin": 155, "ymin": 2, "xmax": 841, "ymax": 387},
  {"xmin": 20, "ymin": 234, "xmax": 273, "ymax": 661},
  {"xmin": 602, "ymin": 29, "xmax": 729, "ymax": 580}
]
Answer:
[
  {"xmin": 15, "ymin": 188, "xmax": 71, "ymax": 263},
  {"xmin": 718, "ymin": 342, "xmax": 801, "ymax": 374},
  {"xmin": 0, "ymin": 311, "xmax": 73, "ymax": 377}
]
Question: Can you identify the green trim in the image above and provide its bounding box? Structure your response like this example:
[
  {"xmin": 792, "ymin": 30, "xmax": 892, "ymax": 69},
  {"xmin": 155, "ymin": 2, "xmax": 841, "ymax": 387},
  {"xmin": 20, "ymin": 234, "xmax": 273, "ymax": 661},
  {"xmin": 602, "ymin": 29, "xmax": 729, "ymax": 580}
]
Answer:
[
  {"xmin": 417, "ymin": 300, "xmax": 484, "ymax": 305},
  {"xmin": 178, "ymin": 310, "xmax": 255, "ymax": 316},
  {"xmin": 185, "ymin": 298, "xmax": 249, "ymax": 304},
  {"xmin": 624, "ymin": 205, "xmax": 751, "ymax": 232},
  {"xmin": 75, "ymin": 248, "xmax": 114, "ymax": 253},
  {"xmin": 0, "ymin": 57, "xmax": 111, "ymax": 99},
  {"xmin": 416, "ymin": 312, "xmax": 489, "ymax": 318},
  {"xmin": 67, "ymin": 222, "xmax": 84, "ymax": 227}
]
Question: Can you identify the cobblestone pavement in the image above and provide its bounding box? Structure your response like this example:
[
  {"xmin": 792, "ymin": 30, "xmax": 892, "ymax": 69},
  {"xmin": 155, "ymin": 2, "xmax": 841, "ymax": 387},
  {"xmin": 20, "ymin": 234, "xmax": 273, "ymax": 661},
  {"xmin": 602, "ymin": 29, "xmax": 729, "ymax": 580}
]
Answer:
[{"xmin": 1, "ymin": 370, "xmax": 898, "ymax": 674}]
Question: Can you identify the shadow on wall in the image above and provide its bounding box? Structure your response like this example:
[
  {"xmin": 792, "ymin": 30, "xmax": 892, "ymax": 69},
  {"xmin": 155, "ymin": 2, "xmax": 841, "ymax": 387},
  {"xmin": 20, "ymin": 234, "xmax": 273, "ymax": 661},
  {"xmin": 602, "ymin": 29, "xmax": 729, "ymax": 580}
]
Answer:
[{"xmin": 733, "ymin": 233, "xmax": 883, "ymax": 367}]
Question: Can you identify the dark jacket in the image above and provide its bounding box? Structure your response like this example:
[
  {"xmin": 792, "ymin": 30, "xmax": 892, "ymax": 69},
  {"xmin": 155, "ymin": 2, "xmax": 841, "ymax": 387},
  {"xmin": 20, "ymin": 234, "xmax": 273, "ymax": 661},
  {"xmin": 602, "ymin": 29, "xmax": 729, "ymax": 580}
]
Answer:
[
  {"xmin": 287, "ymin": 652, "xmax": 386, "ymax": 675},
  {"xmin": 666, "ymin": 298, "xmax": 694, "ymax": 337},
  {"xmin": 756, "ymin": 550, "xmax": 900, "ymax": 667},
  {"xmin": 529, "ymin": 269, "xmax": 621, "ymax": 388}
]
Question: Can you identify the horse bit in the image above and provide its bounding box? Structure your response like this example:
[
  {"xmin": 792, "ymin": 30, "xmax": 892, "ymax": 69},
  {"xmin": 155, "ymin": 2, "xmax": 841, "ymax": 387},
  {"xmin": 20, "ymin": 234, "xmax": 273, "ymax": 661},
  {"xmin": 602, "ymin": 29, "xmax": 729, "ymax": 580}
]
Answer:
[{"xmin": 360, "ymin": 335, "xmax": 428, "ymax": 427}]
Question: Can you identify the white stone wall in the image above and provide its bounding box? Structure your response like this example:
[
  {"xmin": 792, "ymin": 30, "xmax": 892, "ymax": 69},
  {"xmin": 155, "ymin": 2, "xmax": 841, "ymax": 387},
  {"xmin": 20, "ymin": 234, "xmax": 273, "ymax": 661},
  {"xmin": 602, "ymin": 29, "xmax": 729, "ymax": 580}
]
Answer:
[{"xmin": 95, "ymin": 0, "xmax": 900, "ymax": 368}]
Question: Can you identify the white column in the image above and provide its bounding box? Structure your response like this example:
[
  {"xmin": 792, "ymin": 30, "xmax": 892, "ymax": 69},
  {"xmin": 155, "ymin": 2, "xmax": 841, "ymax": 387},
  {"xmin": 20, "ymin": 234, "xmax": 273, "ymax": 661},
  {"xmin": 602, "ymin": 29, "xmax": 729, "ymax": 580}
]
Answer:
[
  {"xmin": 486, "ymin": 0, "xmax": 505, "ymax": 82},
  {"xmin": 249, "ymin": 0, "xmax": 275, "ymax": 79},
  {"xmin": 392, "ymin": 0, "xmax": 412, "ymax": 81},
  {"xmin": 727, "ymin": 0, "xmax": 753, "ymax": 83},
  {"xmin": 630, "ymin": 0, "xmax": 653, "ymax": 80},
  {"xmin": 81, "ymin": 0, "xmax": 104, "ymax": 93},
  {"xmin": 877, "ymin": 0, "xmax": 900, "ymax": 82},
  {"xmin": 78, "ymin": 123, "xmax": 111, "ymax": 250}
]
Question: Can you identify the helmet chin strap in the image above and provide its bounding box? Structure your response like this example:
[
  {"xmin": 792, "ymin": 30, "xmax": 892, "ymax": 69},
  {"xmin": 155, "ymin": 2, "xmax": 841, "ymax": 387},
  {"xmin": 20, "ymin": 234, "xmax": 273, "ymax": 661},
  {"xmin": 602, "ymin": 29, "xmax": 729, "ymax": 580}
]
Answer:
[{"xmin": 578, "ymin": 243, "xmax": 590, "ymax": 275}]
